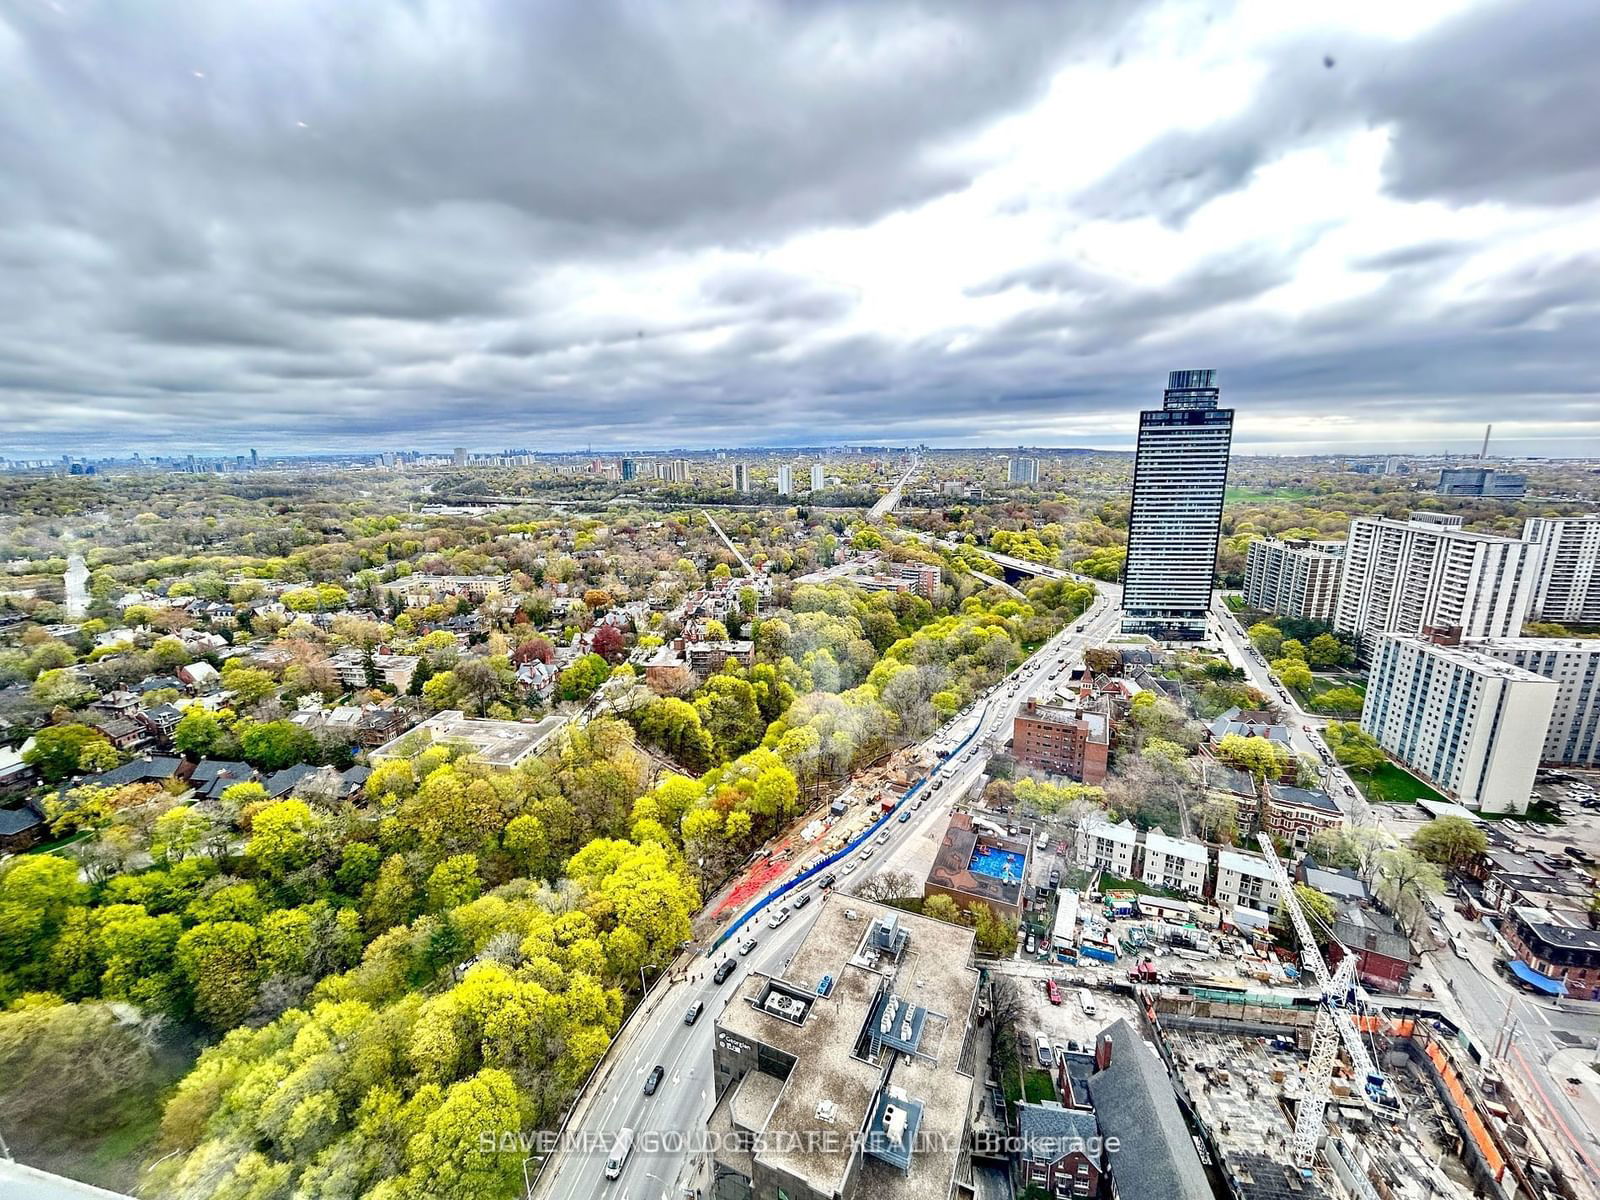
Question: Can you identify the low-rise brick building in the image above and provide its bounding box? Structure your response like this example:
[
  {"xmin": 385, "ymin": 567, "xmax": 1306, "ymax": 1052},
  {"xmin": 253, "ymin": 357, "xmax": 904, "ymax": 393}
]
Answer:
[{"xmin": 1012, "ymin": 698, "xmax": 1110, "ymax": 784}]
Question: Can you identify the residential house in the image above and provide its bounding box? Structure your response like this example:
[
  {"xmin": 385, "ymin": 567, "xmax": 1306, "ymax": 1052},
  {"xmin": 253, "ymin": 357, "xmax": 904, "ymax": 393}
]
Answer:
[
  {"xmin": 328, "ymin": 646, "xmax": 420, "ymax": 693},
  {"xmin": 186, "ymin": 760, "xmax": 260, "ymax": 801},
  {"xmin": 1208, "ymin": 707, "xmax": 1291, "ymax": 745},
  {"xmin": 1140, "ymin": 829, "xmax": 1208, "ymax": 897},
  {"xmin": 138, "ymin": 703, "xmax": 186, "ymax": 744},
  {"xmin": 1261, "ymin": 783, "xmax": 1343, "ymax": 850},
  {"xmin": 99, "ymin": 717, "xmax": 154, "ymax": 753},
  {"xmin": 1075, "ymin": 818, "xmax": 1139, "ymax": 879},
  {"xmin": 1085, "ymin": 1020, "xmax": 1212, "ymax": 1199},
  {"xmin": 0, "ymin": 799, "xmax": 47, "ymax": 852},
  {"xmin": 1213, "ymin": 849, "xmax": 1283, "ymax": 921},
  {"xmin": 1015, "ymin": 1102, "xmax": 1102, "ymax": 1199},
  {"xmin": 1327, "ymin": 903, "xmax": 1413, "ymax": 992}
]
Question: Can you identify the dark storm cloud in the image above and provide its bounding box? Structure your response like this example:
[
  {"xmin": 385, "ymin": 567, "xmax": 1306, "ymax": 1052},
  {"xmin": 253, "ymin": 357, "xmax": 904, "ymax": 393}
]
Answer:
[{"xmin": 0, "ymin": 0, "xmax": 1597, "ymax": 454}]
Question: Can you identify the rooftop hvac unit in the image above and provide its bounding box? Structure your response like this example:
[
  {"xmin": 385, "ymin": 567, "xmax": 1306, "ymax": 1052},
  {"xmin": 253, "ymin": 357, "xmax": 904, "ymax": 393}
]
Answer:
[
  {"xmin": 882, "ymin": 1104, "xmax": 907, "ymax": 1148},
  {"xmin": 816, "ymin": 1099, "xmax": 837, "ymax": 1123},
  {"xmin": 881, "ymin": 996, "xmax": 900, "ymax": 1035}
]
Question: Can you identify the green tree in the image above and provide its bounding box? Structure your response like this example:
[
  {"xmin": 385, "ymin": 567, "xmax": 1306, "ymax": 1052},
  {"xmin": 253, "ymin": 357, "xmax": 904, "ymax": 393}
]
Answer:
[
  {"xmin": 1323, "ymin": 722, "xmax": 1386, "ymax": 774},
  {"xmin": 558, "ymin": 653, "xmax": 611, "ymax": 702},
  {"xmin": 694, "ymin": 675, "xmax": 764, "ymax": 759},
  {"xmin": 1248, "ymin": 623, "xmax": 1284, "ymax": 659},
  {"xmin": 32, "ymin": 668, "xmax": 89, "ymax": 709},
  {"xmin": 425, "ymin": 855, "xmax": 482, "ymax": 912},
  {"xmin": 176, "ymin": 921, "xmax": 261, "ymax": 1028},
  {"xmin": 922, "ymin": 894, "xmax": 963, "ymax": 924},
  {"xmin": 1307, "ymin": 633, "xmax": 1345, "ymax": 669},
  {"xmin": 245, "ymin": 799, "xmax": 324, "ymax": 882},
  {"xmin": 1276, "ymin": 884, "xmax": 1337, "ymax": 947},
  {"xmin": 1281, "ymin": 638, "xmax": 1307, "ymax": 662},
  {"xmin": 237, "ymin": 720, "xmax": 318, "ymax": 771},
  {"xmin": 173, "ymin": 708, "xmax": 224, "ymax": 758},
  {"xmin": 1215, "ymin": 733, "xmax": 1290, "ymax": 781},
  {"xmin": 1274, "ymin": 659, "xmax": 1313, "ymax": 693},
  {"xmin": 971, "ymin": 902, "xmax": 1017, "ymax": 955},
  {"xmin": 1411, "ymin": 817, "xmax": 1488, "ymax": 873},
  {"xmin": 23, "ymin": 724, "xmax": 113, "ymax": 782},
  {"xmin": 399, "ymin": 1068, "xmax": 524, "ymax": 1199}
]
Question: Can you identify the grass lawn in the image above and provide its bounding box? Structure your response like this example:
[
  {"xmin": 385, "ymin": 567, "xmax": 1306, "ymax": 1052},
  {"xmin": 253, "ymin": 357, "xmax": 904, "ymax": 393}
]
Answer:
[
  {"xmin": 1291, "ymin": 674, "xmax": 1367, "ymax": 714},
  {"xmin": 23, "ymin": 829, "xmax": 91, "ymax": 855},
  {"xmin": 1001, "ymin": 1071, "xmax": 1023, "ymax": 1105},
  {"xmin": 1226, "ymin": 486, "xmax": 1315, "ymax": 503},
  {"xmin": 1356, "ymin": 763, "xmax": 1446, "ymax": 806},
  {"xmin": 1023, "ymin": 1069, "xmax": 1057, "ymax": 1104},
  {"xmin": 1224, "ymin": 594, "xmax": 1247, "ymax": 612},
  {"xmin": 1099, "ymin": 873, "xmax": 1154, "ymax": 896}
]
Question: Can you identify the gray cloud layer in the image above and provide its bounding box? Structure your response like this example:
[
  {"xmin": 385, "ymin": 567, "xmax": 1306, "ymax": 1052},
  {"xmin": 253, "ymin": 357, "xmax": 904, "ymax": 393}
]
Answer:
[{"xmin": 1, "ymin": 0, "xmax": 1598, "ymax": 454}]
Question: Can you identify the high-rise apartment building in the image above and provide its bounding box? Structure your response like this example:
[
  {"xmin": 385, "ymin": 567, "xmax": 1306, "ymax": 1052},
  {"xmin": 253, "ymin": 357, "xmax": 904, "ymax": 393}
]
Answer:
[
  {"xmin": 1242, "ymin": 537, "xmax": 1345, "ymax": 622},
  {"xmin": 619, "ymin": 458, "xmax": 637, "ymax": 481},
  {"xmin": 1523, "ymin": 515, "xmax": 1600, "ymax": 624},
  {"xmin": 1360, "ymin": 632, "xmax": 1555, "ymax": 813},
  {"xmin": 810, "ymin": 463, "xmax": 825, "ymax": 491},
  {"xmin": 1472, "ymin": 637, "xmax": 1600, "ymax": 766},
  {"xmin": 1121, "ymin": 369, "xmax": 1233, "ymax": 639},
  {"xmin": 776, "ymin": 465, "xmax": 792, "ymax": 496},
  {"xmin": 452, "ymin": 447, "xmax": 467, "ymax": 467},
  {"xmin": 1007, "ymin": 456, "xmax": 1040, "ymax": 485},
  {"xmin": 732, "ymin": 462, "xmax": 751, "ymax": 492},
  {"xmin": 1332, "ymin": 512, "xmax": 1539, "ymax": 655}
]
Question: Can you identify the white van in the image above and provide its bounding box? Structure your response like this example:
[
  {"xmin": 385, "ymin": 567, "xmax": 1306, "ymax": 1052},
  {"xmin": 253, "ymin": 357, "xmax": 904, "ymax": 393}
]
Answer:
[
  {"xmin": 1077, "ymin": 989, "xmax": 1096, "ymax": 1016},
  {"xmin": 605, "ymin": 1127, "xmax": 635, "ymax": 1180}
]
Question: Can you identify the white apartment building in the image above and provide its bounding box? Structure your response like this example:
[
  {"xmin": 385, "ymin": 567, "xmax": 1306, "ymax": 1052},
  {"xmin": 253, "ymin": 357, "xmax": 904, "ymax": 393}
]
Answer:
[
  {"xmin": 1213, "ymin": 849, "xmax": 1282, "ymax": 917},
  {"xmin": 1007, "ymin": 456, "xmax": 1040, "ymax": 485},
  {"xmin": 776, "ymin": 465, "xmax": 792, "ymax": 496},
  {"xmin": 1140, "ymin": 829, "xmax": 1209, "ymax": 897},
  {"xmin": 1122, "ymin": 370, "xmax": 1233, "ymax": 639},
  {"xmin": 732, "ymin": 462, "xmax": 751, "ymax": 492},
  {"xmin": 1523, "ymin": 515, "xmax": 1600, "ymax": 624},
  {"xmin": 810, "ymin": 463, "xmax": 825, "ymax": 491},
  {"xmin": 1361, "ymin": 633, "xmax": 1556, "ymax": 813},
  {"xmin": 1332, "ymin": 512, "xmax": 1539, "ymax": 654},
  {"xmin": 1074, "ymin": 818, "xmax": 1138, "ymax": 878},
  {"xmin": 1243, "ymin": 537, "xmax": 1345, "ymax": 622},
  {"xmin": 1472, "ymin": 638, "xmax": 1600, "ymax": 767}
]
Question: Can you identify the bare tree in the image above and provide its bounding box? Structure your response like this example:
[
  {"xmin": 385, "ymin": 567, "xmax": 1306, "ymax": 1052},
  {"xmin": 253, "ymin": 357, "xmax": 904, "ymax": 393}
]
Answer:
[{"xmin": 855, "ymin": 870, "xmax": 916, "ymax": 902}]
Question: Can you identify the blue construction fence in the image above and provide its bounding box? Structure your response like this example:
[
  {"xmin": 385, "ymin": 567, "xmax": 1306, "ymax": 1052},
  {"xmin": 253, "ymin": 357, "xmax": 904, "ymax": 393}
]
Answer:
[{"xmin": 709, "ymin": 701, "xmax": 992, "ymax": 951}]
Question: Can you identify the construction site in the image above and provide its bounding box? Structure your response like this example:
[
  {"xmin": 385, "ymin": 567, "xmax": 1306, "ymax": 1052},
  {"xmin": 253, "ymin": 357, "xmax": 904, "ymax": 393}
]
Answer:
[{"xmin": 1139, "ymin": 985, "xmax": 1577, "ymax": 1200}]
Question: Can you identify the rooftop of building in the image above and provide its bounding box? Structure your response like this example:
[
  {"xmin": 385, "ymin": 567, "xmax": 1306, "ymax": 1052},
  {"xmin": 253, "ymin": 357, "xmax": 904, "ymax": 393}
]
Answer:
[
  {"xmin": 1510, "ymin": 905, "xmax": 1600, "ymax": 952},
  {"xmin": 1267, "ymin": 783, "xmax": 1341, "ymax": 815},
  {"xmin": 716, "ymin": 897, "xmax": 980, "ymax": 1200},
  {"xmin": 1217, "ymin": 848, "xmax": 1277, "ymax": 881},
  {"xmin": 1016, "ymin": 698, "xmax": 1111, "ymax": 743},
  {"xmin": 1375, "ymin": 633, "xmax": 1562, "ymax": 683},
  {"xmin": 1144, "ymin": 827, "xmax": 1208, "ymax": 863},
  {"xmin": 925, "ymin": 810, "xmax": 1032, "ymax": 909},
  {"xmin": 370, "ymin": 709, "xmax": 564, "ymax": 768},
  {"xmin": 1087, "ymin": 1019, "xmax": 1212, "ymax": 1199}
]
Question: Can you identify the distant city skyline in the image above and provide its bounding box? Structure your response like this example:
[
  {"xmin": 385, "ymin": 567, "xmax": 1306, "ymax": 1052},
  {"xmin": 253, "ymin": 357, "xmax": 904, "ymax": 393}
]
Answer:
[{"xmin": 2, "ymin": 3, "xmax": 1597, "ymax": 457}]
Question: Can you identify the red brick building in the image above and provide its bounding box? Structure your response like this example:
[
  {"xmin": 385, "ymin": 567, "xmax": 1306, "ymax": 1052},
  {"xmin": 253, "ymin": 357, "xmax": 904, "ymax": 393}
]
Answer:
[{"xmin": 1012, "ymin": 698, "xmax": 1110, "ymax": 784}]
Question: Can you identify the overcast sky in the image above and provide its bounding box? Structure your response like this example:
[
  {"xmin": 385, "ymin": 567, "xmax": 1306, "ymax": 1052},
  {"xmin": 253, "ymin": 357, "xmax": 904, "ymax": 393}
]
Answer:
[{"xmin": 3, "ymin": 0, "xmax": 1598, "ymax": 457}]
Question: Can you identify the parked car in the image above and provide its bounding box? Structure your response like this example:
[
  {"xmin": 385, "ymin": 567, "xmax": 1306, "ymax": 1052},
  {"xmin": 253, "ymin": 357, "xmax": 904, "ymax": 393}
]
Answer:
[
  {"xmin": 684, "ymin": 1001, "xmax": 704, "ymax": 1025},
  {"xmin": 1045, "ymin": 979, "xmax": 1061, "ymax": 1005},
  {"xmin": 1035, "ymin": 1034, "xmax": 1053, "ymax": 1067}
]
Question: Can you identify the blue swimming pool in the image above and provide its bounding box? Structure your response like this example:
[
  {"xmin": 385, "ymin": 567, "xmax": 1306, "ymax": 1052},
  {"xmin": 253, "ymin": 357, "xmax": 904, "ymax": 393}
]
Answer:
[{"xmin": 969, "ymin": 845, "xmax": 1025, "ymax": 883}]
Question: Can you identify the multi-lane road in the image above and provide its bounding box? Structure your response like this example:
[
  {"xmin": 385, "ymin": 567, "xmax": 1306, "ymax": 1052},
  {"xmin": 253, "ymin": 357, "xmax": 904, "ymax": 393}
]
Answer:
[{"xmin": 535, "ymin": 586, "xmax": 1120, "ymax": 1200}]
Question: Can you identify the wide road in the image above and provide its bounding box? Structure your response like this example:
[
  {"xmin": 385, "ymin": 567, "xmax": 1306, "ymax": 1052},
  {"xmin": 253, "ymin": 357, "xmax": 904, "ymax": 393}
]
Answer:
[
  {"xmin": 1425, "ymin": 920, "xmax": 1600, "ymax": 1195},
  {"xmin": 1207, "ymin": 594, "xmax": 1375, "ymax": 826},
  {"xmin": 868, "ymin": 455, "xmax": 919, "ymax": 521},
  {"xmin": 535, "ymin": 587, "xmax": 1120, "ymax": 1200}
]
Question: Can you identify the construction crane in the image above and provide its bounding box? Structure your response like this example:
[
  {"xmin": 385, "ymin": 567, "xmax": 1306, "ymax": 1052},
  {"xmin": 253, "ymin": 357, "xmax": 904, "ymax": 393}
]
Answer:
[{"xmin": 1257, "ymin": 834, "xmax": 1399, "ymax": 1171}]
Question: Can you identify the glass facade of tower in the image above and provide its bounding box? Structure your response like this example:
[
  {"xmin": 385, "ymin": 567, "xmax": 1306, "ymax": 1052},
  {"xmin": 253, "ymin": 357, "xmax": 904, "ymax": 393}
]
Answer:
[{"xmin": 1121, "ymin": 370, "xmax": 1233, "ymax": 639}]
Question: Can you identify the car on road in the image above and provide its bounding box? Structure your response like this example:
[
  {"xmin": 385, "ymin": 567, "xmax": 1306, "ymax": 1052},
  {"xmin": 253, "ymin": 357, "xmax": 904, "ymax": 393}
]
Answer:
[
  {"xmin": 605, "ymin": 1127, "xmax": 635, "ymax": 1180},
  {"xmin": 643, "ymin": 1064, "xmax": 665, "ymax": 1096},
  {"xmin": 713, "ymin": 959, "xmax": 737, "ymax": 984},
  {"xmin": 768, "ymin": 906, "xmax": 791, "ymax": 929},
  {"xmin": 861, "ymin": 847, "xmax": 875, "ymax": 861},
  {"xmin": 876, "ymin": 829, "xmax": 891, "ymax": 843},
  {"xmin": 792, "ymin": 892, "xmax": 812, "ymax": 910},
  {"xmin": 817, "ymin": 873, "xmax": 837, "ymax": 889},
  {"xmin": 684, "ymin": 1001, "xmax": 704, "ymax": 1025},
  {"xmin": 842, "ymin": 860, "xmax": 859, "ymax": 875},
  {"xmin": 738, "ymin": 937, "xmax": 758, "ymax": 956},
  {"xmin": 898, "ymin": 809, "xmax": 911, "ymax": 822}
]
